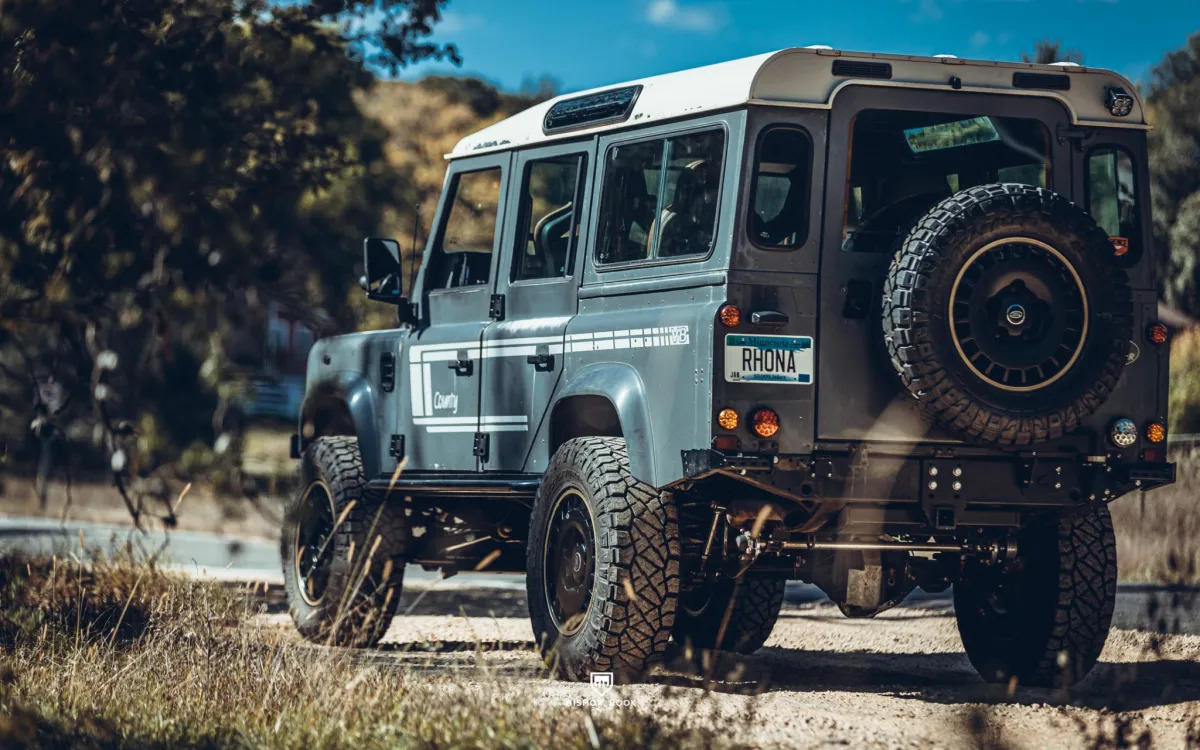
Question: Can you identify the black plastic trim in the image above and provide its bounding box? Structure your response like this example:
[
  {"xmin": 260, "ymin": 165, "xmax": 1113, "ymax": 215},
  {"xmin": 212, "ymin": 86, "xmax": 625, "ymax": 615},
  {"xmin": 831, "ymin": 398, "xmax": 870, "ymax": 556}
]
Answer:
[
  {"xmin": 1013, "ymin": 71, "xmax": 1072, "ymax": 91},
  {"xmin": 543, "ymin": 85, "xmax": 642, "ymax": 134},
  {"xmin": 832, "ymin": 60, "xmax": 893, "ymax": 80}
]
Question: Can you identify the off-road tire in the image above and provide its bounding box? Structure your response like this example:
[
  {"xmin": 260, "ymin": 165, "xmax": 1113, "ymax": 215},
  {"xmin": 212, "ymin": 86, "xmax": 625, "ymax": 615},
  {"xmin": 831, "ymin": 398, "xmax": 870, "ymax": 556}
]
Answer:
[
  {"xmin": 281, "ymin": 436, "xmax": 406, "ymax": 648},
  {"xmin": 954, "ymin": 505, "xmax": 1117, "ymax": 687},
  {"xmin": 527, "ymin": 437, "xmax": 680, "ymax": 681},
  {"xmin": 674, "ymin": 576, "xmax": 787, "ymax": 654},
  {"xmin": 882, "ymin": 183, "xmax": 1132, "ymax": 447}
]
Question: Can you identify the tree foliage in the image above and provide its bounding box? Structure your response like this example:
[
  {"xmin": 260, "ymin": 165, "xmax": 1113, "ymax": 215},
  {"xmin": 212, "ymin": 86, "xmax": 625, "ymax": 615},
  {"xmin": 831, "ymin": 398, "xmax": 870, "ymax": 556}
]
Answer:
[
  {"xmin": 1146, "ymin": 32, "xmax": 1200, "ymax": 317},
  {"xmin": 1020, "ymin": 39, "xmax": 1084, "ymax": 66},
  {"xmin": 0, "ymin": 0, "xmax": 453, "ymax": 522}
]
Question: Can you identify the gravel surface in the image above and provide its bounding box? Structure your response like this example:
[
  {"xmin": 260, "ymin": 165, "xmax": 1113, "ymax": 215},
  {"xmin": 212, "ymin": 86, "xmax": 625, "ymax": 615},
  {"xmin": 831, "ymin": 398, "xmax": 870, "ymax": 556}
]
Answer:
[{"xmin": 257, "ymin": 583, "xmax": 1200, "ymax": 749}]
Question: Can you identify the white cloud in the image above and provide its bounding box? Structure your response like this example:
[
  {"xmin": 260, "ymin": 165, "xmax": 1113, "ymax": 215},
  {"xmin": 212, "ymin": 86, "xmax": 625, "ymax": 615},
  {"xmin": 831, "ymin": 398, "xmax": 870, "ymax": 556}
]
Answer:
[
  {"xmin": 970, "ymin": 30, "xmax": 990, "ymax": 47},
  {"xmin": 437, "ymin": 11, "xmax": 480, "ymax": 35},
  {"xmin": 915, "ymin": 0, "xmax": 945, "ymax": 22},
  {"xmin": 645, "ymin": 0, "xmax": 726, "ymax": 33}
]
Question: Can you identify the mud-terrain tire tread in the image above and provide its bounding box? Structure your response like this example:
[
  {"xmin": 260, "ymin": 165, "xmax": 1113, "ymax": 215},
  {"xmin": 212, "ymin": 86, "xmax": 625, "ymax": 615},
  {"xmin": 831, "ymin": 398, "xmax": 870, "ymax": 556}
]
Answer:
[
  {"xmin": 881, "ymin": 183, "xmax": 1132, "ymax": 447},
  {"xmin": 674, "ymin": 575, "xmax": 787, "ymax": 654},
  {"xmin": 955, "ymin": 505, "xmax": 1117, "ymax": 687},
  {"xmin": 527, "ymin": 437, "xmax": 680, "ymax": 681},
  {"xmin": 281, "ymin": 436, "xmax": 406, "ymax": 648}
]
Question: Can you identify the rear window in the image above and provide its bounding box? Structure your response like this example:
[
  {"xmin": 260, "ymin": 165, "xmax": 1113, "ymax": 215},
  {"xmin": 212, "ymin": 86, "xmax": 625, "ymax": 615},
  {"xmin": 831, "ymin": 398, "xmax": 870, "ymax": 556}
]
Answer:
[
  {"xmin": 843, "ymin": 110, "xmax": 1051, "ymax": 253},
  {"xmin": 595, "ymin": 129, "xmax": 724, "ymax": 265},
  {"xmin": 748, "ymin": 127, "xmax": 811, "ymax": 249}
]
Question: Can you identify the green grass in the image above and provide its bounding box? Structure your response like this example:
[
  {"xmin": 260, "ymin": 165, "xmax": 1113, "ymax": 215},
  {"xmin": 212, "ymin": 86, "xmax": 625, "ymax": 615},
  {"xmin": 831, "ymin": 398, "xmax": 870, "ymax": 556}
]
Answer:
[{"xmin": 0, "ymin": 555, "xmax": 738, "ymax": 749}]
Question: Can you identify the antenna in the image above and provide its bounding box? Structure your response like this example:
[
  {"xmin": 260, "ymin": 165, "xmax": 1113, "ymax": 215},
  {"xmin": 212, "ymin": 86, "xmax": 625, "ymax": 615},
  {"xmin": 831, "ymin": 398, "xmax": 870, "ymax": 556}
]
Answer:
[{"xmin": 408, "ymin": 200, "xmax": 423, "ymax": 294}]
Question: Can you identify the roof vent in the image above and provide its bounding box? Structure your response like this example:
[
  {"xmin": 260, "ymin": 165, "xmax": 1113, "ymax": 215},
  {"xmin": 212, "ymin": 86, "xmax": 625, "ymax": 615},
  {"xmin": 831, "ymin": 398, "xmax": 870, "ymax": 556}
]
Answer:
[
  {"xmin": 805, "ymin": 44, "xmax": 834, "ymax": 50},
  {"xmin": 543, "ymin": 85, "xmax": 642, "ymax": 134},
  {"xmin": 1013, "ymin": 72, "xmax": 1071, "ymax": 91},
  {"xmin": 832, "ymin": 60, "xmax": 893, "ymax": 80},
  {"xmin": 1049, "ymin": 62, "xmax": 1082, "ymax": 67},
  {"xmin": 933, "ymin": 54, "xmax": 958, "ymax": 58}
]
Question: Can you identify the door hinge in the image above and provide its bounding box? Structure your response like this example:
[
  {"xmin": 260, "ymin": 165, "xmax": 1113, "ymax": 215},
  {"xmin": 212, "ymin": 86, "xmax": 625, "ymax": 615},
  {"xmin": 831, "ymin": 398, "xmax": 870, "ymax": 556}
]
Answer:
[
  {"xmin": 1056, "ymin": 124, "xmax": 1093, "ymax": 149},
  {"xmin": 380, "ymin": 352, "xmax": 396, "ymax": 392},
  {"xmin": 489, "ymin": 293, "xmax": 505, "ymax": 321},
  {"xmin": 473, "ymin": 432, "xmax": 490, "ymax": 461},
  {"xmin": 389, "ymin": 434, "xmax": 405, "ymax": 459}
]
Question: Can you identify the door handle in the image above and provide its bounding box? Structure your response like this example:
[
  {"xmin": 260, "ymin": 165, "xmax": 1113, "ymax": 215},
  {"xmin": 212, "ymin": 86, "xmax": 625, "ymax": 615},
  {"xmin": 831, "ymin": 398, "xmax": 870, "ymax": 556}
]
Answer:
[
  {"xmin": 526, "ymin": 353, "xmax": 555, "ymax": 372},
  {"xmin": 448, "ymin": 355, "xmax": 473, "ymax": 376}
]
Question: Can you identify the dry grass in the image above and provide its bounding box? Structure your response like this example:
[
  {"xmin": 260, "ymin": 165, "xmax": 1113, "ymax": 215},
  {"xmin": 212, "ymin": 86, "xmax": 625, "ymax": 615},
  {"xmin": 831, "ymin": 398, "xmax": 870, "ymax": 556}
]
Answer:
[
  {"xmin": 0, "ymin": 554, "xmax": 740, "ymax": 749},
  {"xmin": 1111, "ymin": 447, "xmax": 1200, "ymax": 584}
]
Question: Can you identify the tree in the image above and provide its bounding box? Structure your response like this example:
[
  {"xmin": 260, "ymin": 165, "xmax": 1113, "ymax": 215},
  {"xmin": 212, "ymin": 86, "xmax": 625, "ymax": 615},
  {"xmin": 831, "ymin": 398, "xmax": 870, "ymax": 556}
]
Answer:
[
  {"xmin": 1146, "ymin": 32, "xmax": 1200, "ymax": 317},
  {"xmin": 1021, "ymin": 39, "xmax": 1084, "ymax": 66},
  {"xmin": 0, "ymin": 0, "xmax": 455, "ymax": 524}
]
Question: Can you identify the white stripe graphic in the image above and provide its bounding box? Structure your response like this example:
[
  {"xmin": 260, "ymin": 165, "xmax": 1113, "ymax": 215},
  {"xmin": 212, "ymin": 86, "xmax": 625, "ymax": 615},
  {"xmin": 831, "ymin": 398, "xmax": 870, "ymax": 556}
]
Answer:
[{"xmin": 404, "ymin": 325, "xmax": 690, "ymax": 431}]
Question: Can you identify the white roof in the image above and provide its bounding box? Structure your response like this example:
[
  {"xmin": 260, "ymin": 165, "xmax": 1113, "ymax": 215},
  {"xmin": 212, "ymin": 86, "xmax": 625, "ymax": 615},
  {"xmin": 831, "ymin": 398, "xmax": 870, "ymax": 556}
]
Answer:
[{"xmin": 450, "ymin": 47, "xmax": 1147, "ymax": 159}]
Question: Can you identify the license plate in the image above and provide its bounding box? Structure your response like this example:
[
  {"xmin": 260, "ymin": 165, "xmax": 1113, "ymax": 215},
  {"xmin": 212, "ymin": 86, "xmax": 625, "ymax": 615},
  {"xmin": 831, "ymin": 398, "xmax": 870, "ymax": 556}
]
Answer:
[{"xmin": 724, "ymin": 334, "xmax": 814, "ymax": 385}]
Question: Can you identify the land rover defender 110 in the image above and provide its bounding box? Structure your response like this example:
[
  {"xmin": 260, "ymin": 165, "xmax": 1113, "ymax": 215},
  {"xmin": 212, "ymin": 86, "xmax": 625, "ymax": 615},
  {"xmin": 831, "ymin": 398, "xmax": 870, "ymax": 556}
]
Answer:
[{"xmin": 282, "ymin": 48, "xmax": 1173, "ymax": 688}]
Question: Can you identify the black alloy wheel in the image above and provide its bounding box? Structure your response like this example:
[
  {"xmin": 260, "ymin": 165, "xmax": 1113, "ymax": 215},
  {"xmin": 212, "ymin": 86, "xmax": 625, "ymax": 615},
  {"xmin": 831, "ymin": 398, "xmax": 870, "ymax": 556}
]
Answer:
[
  {"xmin": 294, "ymin": 481, "xmax": 336, "ymax": 606},
  {"xmin": 949, "ymin": 237, "xmax": 1087, "ymax": 392},
  {"xmin": 544, "ymin": 489, "xmax": 597, "ymax": 636}
]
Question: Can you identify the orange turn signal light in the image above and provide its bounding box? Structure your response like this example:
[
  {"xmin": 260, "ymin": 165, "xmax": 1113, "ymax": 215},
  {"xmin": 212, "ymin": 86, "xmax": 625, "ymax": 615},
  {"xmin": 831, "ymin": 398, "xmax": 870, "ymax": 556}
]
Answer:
[
  {"xmin": 751, "ymin": 408, "xmax": 780, "ymax": 438},
  {"xmin": 718, "ymin": 304, "xmax": 741, "ymax": 327},
  {"xmin": 717, "ymin": 408, "xmax": 739, "ymax": 431},
  {"xmin": 1146, "ymin": 422, "xmax": 1166, "ymax": 444},
  {"xmin": 1147, "ymin": 322, "xmax": 1169, "ymax": 346}
]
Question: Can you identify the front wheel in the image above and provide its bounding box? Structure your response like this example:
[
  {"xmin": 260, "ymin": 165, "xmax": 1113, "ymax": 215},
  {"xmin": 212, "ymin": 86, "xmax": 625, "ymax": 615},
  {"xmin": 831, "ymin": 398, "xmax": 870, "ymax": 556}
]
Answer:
[
  {"xmin": 954, "ymin": 505, "xmax": 1117, "ymax": 687},
  {"xmin": 526, "ymin": 437, "xmax": 680, "ymax": 681},
  {"xmin": 281, "ymin": 436, "xmax": 407, "ymax": 648},
  {"xmin": 674, "ymin": 576, "xmax": 787, "ymax": 654}
]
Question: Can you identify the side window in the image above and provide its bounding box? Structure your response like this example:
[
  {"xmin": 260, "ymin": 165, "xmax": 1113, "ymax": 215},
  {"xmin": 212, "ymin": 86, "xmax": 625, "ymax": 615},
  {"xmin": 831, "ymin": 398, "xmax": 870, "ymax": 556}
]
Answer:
[
  {"xmin": 512, "ymin": 154, "xmax": 585, "ymax": 282},
  {"xmin": 1087, "ymin": 147, "xmax": 1140, "ymax": 262},
  {"xmin": 430, "ymin": 168, "xmax": 501, "ymax": 290},
  {"xmin": 595, "ymin": 129, "xmax": 725, "ymax": 265},
  {"xmin": 748, "ymin": 127, "xmax": 811, "ymax": 248}
]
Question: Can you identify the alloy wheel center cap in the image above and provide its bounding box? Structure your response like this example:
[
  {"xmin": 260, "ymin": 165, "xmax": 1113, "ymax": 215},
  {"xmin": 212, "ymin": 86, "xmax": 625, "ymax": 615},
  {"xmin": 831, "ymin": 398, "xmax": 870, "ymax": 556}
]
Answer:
[
  {"xmin": 1005, "ymin": 304, "xmax": 1027, "ymax": 326},
  {"xmin": 572, "ymin": 550, "xmax": 582, "ymax": 573}
]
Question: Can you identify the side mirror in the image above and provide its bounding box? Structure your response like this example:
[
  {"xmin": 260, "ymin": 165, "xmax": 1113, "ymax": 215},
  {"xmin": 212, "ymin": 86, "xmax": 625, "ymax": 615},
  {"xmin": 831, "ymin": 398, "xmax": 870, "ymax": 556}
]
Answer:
[{"xmin": 362, "ymin": 237, "xmax": 406, "ymax": 305}]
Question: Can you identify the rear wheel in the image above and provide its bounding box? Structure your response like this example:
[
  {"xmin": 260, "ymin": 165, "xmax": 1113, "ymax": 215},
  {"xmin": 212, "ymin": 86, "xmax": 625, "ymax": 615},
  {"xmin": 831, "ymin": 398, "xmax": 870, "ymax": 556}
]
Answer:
[
  {"xmin": 954, "ymin": 505, "xmax": 1117, "ymax": 687},
  {"xmin": 526, "ymin": 437, "xmax": 680, "ymax": 681},
  {"xmin": 674, "ymin": 576, "xmax": 786, "ymax": 654},
  {"xmin": 281, "ymin": 436, "xmax": 406, "ymax": 647}
]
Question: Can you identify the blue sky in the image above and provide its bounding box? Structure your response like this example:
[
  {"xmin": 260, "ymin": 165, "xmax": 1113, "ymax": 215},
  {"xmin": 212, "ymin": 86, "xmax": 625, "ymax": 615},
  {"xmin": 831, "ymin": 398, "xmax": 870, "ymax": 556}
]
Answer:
[{"xmin": 399, "ymin": 0, "xmax": 1200, "ymax": 94}]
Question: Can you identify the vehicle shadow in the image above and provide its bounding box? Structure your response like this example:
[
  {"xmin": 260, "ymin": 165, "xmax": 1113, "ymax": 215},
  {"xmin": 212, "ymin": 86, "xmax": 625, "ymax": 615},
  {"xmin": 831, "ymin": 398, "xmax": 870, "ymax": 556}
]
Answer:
[
  {"xmin": 653, "ymin": 645, "xmax": 1200, "ymax": 711},
  {"xmin": 265, "ymin": 582, "xmax": 1200, "ymax": 712},
  {"xmin": 256, "ymin": 582, "xmax": 529, "ymax": 618}
]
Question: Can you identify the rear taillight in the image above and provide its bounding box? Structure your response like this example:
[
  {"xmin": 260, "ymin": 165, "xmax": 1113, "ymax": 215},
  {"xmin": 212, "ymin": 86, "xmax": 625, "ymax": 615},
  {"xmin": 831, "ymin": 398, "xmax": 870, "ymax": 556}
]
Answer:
[{"xmin": 1147, "ymin": 322, "xmax": 1169, "ymax": 346}]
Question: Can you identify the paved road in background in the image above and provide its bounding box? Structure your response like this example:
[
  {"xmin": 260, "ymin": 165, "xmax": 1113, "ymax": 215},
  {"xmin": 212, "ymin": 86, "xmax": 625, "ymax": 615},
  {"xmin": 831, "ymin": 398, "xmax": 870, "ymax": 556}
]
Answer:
[{"xmin": 2, "ymin": 515, "xmax": 1197, "ymax": 634}]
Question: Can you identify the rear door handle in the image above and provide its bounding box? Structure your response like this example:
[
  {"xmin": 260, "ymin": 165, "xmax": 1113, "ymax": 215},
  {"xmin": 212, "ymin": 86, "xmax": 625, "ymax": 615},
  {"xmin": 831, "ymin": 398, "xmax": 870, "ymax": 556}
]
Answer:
[
  {"xmin": 448, "ymin": 353, "xmax": 473, "ymax": 376},
  {"xmin": 526, "ymin": 353, "xmax": 554, "ymax": 372},
  {"xmin": 750, "ymin": 310, "xmax": 789, "ymax": 326}
]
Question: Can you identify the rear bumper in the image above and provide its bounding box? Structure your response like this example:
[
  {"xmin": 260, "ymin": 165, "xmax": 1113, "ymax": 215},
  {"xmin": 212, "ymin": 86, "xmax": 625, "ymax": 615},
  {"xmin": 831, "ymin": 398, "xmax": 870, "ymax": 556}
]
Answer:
[{"xmin": 680, "ymin": 447, "xmax": 1175, "ymax": 509}]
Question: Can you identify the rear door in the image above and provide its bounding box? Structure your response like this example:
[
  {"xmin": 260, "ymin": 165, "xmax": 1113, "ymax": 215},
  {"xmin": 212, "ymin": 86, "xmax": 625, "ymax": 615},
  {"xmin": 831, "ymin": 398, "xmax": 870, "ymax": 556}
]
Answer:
[
  {"xmin": 816, "ymin": 87, "xmax": 1073, "ymax": 443},
  {"xmin": 480, "ymin": 141, "xmax": 592, "ymax": 471}
]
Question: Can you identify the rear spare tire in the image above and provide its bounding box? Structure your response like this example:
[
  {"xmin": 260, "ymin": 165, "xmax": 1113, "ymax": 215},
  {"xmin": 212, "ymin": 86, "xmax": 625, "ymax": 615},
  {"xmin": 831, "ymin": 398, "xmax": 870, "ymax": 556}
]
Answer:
[{"xmin": 882, "ymin": 183, "xmax": 1132, "ymax": 446}]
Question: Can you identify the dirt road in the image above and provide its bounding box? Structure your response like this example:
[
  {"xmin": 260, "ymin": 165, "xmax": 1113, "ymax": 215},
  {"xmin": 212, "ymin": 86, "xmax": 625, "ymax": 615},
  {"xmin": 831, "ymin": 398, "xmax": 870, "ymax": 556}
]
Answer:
[
  {"xmin": 251, "ymin": 581, "xmax": 1200, "ymax": 749},
  {"xmin": 6, "ymin": 516, "xmax": 1199, "ymax": 747}
]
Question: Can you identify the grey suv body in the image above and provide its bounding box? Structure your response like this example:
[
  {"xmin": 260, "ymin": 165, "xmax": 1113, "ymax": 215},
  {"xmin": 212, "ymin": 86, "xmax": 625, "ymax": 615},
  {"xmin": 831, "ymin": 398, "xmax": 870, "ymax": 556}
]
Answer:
[{"xmin": 282, "ymin": 49, "xmax": 1174, "ymax": 686}]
